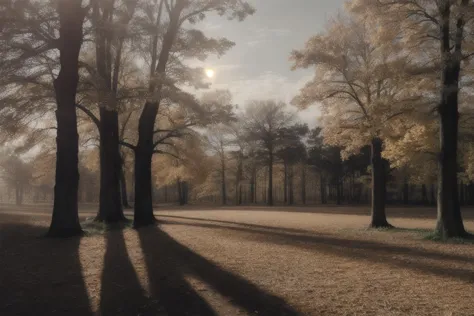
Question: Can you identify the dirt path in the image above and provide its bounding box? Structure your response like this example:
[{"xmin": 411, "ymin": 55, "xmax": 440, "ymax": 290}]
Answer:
[{"xmin": 1, "ymin": 205, "xmax": 474, "ymax": 315}]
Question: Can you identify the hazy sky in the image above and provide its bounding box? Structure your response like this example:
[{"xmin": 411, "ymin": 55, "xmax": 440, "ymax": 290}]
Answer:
[{"xmin": 194, "ymin": 0, "xmax": 346, "ymax": 127}]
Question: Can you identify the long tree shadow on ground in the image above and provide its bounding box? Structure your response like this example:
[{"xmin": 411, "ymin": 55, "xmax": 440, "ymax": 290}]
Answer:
[
  {"xmin": 99, "ymin": 228, "xmax": 165, "ymax": 316},
  {"xmin": 156, "ymin": 205, "xmax": 474, "ymax": 220},
  {"xmin": 158, "ymin": 216, "xmax": 472, "ymax": 264},
  {"xmin": 138, "ymin": 226, "xmax": 302, "ymax": 316},
  {"xmin": 0, "ymin": 222, "xmax": 93, "ymax": 316},
  {"xmin": 160, "ymin": 219, "xmax": 474, "ymax": 284}
]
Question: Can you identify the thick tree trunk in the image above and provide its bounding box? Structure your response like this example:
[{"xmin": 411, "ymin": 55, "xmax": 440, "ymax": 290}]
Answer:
[
  {"xmin": 47, "ymin": 0, "xmax": 85, "ymax": 237},
  {"xmin": 369, "ymin": 138, "xmax": 392, "ymax": 228},
  {"xmin": 435, "ymin": 2, "xmax": 467, "ymax": 238},
  {"xmin": 134, "ymin": 118, "xmax": 156, "ymax": 227},
  {"xmin": 96, "ymin": 108, "xmax": 126, "ymax": 223},
  {"xmin": 267, "ymin": 153, "xmax": 273, "ymax": 206},
  {"xmin": 133, "ymin": 4, "xmax": 182, "ymax": 227}
]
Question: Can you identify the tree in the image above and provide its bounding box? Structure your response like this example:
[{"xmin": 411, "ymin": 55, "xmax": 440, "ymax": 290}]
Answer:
[
  {"xmin": 131, "ymin": 0, "xmax": 253, "ymax": 227},
  {"xmin": 291, "ymin": 13, "xmax": 419, "ymax": 227},
  {"xmin": 276, "ymin": 124, "xmax": 308, "ymax": 204},
  {"xmin": 75, "ymin": 0, "xmax": 142, "ymax": 222},
  {"xmin": 350, "ymin": 0, "xmax": 474, "ymax": 237},
  {"xmin": 242, "ymin": 100, "xmax": 297, "ymax": 206},
  {"xmin": 0, "ymin": 154, "xmax": 35, "ymax": 205},
  {"xmin": 47, "ymin": 0, "xmax": 88, "ymax": 237},
  {"xmin": 206, "ymin": 125, "xmax": 233, "ymax": 205}
]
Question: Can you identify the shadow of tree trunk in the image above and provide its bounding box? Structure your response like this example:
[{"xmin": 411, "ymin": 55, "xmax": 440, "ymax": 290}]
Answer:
[
  {"xmin": 99, "ymin": 229, "xmax": 164, "ymax": 315},
  {"xmin": 0, "ymin": 223, "xmax": 93, "ymax": 315},
  {"xmin": 138, "ymin": 226, "xmax": 302, "ymax": 316}
]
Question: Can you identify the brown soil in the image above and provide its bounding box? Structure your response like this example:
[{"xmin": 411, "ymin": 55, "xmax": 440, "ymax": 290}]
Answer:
[{"xmin": 1, "ymin": 204, "xmax": 474, "ymax": 315}]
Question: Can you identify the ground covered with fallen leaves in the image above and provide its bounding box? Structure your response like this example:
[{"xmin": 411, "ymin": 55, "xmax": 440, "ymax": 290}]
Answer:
[{"xmin": 1, "ymin": 204, "xmax": 474, "ymax": 316}]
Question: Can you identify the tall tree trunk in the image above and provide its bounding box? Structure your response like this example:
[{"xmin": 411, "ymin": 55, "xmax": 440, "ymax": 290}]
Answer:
[
  {"xmin": 267, "ymin": 153, "xmax": 273, "ymax": 206},
  {"xmin": 369, "ymin": 138, "xmax": 392, "ymax": 228},
  {"xmin": 134, "ymin": 130, "xmax": 156, "ymax": 226},
  {"xmin": 435, "ymin": 1, "xmax": 468, "ymax": 238},
  {"xmin": 47, "ymin": 0, "xmax": 86, "ymax": 237},
  {"xmin": 96, "ymin": 108, "xmax": 125, "ymax": 222},
  {"xmin": 133, "ymin": 3, "xmax": 183, "ymax": 227}
]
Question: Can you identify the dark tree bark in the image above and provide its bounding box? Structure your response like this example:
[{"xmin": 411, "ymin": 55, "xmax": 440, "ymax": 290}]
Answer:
[
  {"xmin": 435, "ymin": 1, "xmax": 468, "ymax": 238},
  {"xmin": 134, "ymin": 3, "xmax": 183, "ymax": 227},
  {"xmin": 267, "ymin": 152, "xmax": 274, "ymax": 206},
  {"xmin": 369, "ymin": 138, "xmax": 392, "ymax": 228},
  {"xmin": 47, "ymin": 0, "xmax": 86, "ymax": 237},
  {"xmin": 95, "ymin": 108, "xmax": 126, "ymax": 222}
]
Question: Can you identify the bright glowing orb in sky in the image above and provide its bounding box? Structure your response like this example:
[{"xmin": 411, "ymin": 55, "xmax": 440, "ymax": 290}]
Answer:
[{"xmin": 205, "ymin": 68, "xmax": 215, "ymax": 78}]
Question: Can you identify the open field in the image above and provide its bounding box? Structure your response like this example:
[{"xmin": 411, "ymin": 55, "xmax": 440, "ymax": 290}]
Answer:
[{"xmin": 1, "ymin": 205, "xmax": 474, "ymax": 315}]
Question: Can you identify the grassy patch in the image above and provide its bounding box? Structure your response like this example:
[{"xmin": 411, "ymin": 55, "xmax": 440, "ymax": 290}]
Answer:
[
  {"xmin": 82, "ymin": 217, "xmax": 133, "ymax": 236},
  {"xmin": 422, "ymin": 231, "xmax": 474, "ymax": 244}
]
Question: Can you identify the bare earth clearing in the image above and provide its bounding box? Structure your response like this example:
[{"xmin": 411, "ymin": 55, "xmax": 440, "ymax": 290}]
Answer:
[{"xmin": 1, "ymin": 205, "xmax": 474, "ymax": 316}]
